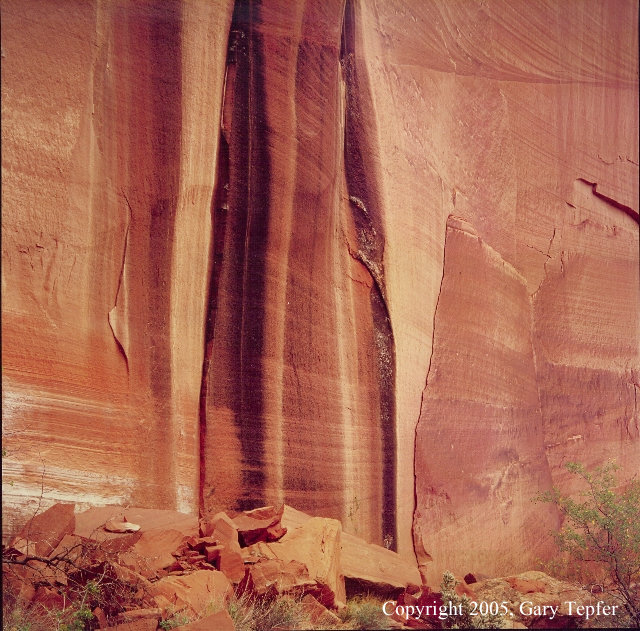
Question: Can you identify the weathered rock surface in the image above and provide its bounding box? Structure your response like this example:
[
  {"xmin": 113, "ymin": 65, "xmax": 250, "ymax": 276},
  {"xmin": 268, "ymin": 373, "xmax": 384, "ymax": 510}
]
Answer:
[
  {"xmin": 265, "ymin": 516, "xmax": 346, "ymax": 608},
  {"xmin": 279, "ymin": 504, "xmax": 421, "ymax": 594},
  {"xmin": 2, "ymin": 0, "xmax": 638, "ymax": 586},
  {"xmin": 471, "ymin": 571, "xmax": 594, "ymax": 629},
  {"xmin": 152, "ymin": 570, "xmax": 233, "ymax": 618},
  {"xmin": 413, "ymin": 218, "xmax": 560, "ymax": 582}
]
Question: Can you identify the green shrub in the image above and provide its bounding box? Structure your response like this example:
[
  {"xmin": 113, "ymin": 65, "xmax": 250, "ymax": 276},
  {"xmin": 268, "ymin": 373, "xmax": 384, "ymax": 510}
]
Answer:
[
  {"xmin": 227, "ymin": 592, "xmax": 312, "ymax": 631},
  {"xmin": 339, "ymin": 596, "xmax": 392, "ymax": 630},
  {"xmin": 536, "ymin": 461, "xmax": 640, "ymax": 627}
]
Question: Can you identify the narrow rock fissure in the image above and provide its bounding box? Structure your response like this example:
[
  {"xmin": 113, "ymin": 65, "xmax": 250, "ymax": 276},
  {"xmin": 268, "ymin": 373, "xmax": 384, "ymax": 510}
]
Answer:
[
  {"xmin": 577, "ymin": 178, "xmax": 639, "ymax": 223},
  {"xmin": 415, "ymin": 215, "xmax": 448, "ymax": 464},
  {"xmin": 341, "ymin": 0, "xmax": 397, "ymax": 550},
  {"xmin": 412, "ymin": 214, "xmax": 448, "ymax": 570}
]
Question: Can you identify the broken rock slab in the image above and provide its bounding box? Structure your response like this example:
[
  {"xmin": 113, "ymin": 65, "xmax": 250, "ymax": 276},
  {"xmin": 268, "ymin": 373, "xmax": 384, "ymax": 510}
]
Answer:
[
  {"xmin": 279, "ymin": 504, "xmax": 421, "ymax": 598},
  {"xmin": 265, "ymin": 516, "xmax": 346, "ymax": 609},
  {"xmin": 128, "ymin": 528, "xmax": 188, "ymax": 573},
  {"xmin": 342, "ymin": 532, "xmax": 422, "ymax": 599},
  {"xmin": 300, "ymin": 593, "xmax": 342, "ymax": 626},
  {"xmin": 239, "ymin": 557, "xmax": 316, "ymax": 597},
  {"xmin": 74, "ymin": 506, "xmax": 198, "ymax": 543},
  {"xmin": 232, "ymin": 504, "xmax": 287, "ymax": 546},
  {"xmin": 108, "ymin": 620, "xmax": 158, "ymax": 631},
  {"xmin": 199, "ymin": 511, "xmax": 238, "ymax": 544},
  {"xmin": 152, "ymin": 569, "xmax": 233, "ymax": 618},
  {"xmin": 10, "ymin": 503, "xmax": 75, "ymax": 557}
]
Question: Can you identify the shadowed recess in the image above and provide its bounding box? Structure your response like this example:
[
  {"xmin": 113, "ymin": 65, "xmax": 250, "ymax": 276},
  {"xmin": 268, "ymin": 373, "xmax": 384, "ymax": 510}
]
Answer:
[{"xmin": 341, "ymin": 0, "xmax": 397, "ymax": 550}]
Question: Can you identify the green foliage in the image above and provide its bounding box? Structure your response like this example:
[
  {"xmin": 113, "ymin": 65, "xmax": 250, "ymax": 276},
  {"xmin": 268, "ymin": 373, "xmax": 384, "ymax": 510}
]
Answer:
[
  {"xmin": 536, "ymin": 461, "xmax": 640, "ymax": 627},
  {"xmin": 58, "ymin": 606, "xmax": 93, "ymax": 631},
  {"xmin": 159, "ymin": 611, "xmax": 192, "ymax": 630},
  {"xmin": 227, "ymin": 593, "xmax": 312, "ymax": 631},
  {"xmin": 339, "ymin": 597, "xmax": 392, "ymax": 629},
  {"xmin": 439, "ymin": 572, "xmax": 503, "ymax": 629}
]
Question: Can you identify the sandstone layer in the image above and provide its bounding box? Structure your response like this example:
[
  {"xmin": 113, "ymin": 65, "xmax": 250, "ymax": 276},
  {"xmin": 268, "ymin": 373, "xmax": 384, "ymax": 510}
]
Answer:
[{"xmin": 2, "ymin": 0, "xmax": 638, "ymax": 583}]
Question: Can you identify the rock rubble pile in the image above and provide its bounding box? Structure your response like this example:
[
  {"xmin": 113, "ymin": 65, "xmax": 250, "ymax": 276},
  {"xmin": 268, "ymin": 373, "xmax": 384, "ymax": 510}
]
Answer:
[{"xmin": 3, "ymin": 502, "xmax": 421, "ymax": 629}]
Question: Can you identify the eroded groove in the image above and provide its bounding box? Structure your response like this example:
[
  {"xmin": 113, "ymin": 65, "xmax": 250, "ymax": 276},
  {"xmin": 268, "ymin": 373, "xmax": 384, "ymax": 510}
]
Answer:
[{"xmin": 341, "ymin": 0, "xmax": 397, "ymax": 549}]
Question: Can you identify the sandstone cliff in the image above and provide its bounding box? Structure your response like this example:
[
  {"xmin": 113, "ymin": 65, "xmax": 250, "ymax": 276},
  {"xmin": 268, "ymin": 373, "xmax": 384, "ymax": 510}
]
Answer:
[{"xmin": 2, "ymin": 0, "xmax": 638, "ymax": 583}]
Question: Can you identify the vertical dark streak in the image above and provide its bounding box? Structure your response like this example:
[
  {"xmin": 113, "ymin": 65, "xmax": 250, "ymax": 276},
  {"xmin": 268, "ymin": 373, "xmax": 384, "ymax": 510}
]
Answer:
[
  {"xmin": 146, "ymin": 1, "xmax": 182, "ymax": 506},
  {"xmin": 237, "ymin": 0, "xmax": 270, "ymax": 510},
  {"xmin": 341, "ymin": 0, "xmax": 397, "ymax": 549},
  {"xmin": 205, "ymin": 0, "xmax": 269, "ymax": 512},
  {"xmin": 199, "ymin": 132, "xmax": 230, "ymax": 515}
]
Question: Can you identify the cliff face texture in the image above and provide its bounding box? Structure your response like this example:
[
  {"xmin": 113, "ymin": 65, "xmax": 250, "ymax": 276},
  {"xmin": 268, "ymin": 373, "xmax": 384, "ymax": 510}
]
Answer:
[{"xmin": 2, "ymin": 0, "xmax": 638, "ymax": 582}]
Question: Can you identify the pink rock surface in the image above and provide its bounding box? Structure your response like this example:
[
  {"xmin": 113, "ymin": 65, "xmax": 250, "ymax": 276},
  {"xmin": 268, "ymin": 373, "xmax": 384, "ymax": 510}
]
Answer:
[
  {"xmin": 2, "ymin": 0, "xmax": 233, "ymax": 535},
  {"xmin": 2, "ymin": 0, "xmax": 637, "ymax": 584},
  {"xmin": 413, "ymin": 218, "xmax": 560, "ymax": 582}
]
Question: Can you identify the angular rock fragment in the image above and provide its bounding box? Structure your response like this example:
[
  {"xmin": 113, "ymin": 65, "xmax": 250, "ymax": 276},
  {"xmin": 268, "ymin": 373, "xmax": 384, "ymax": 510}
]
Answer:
[
  {"xmin": 75, "ymin": 507, "xmax": 198, "ymax": 542},
  {"xmin": 152, "ymin": 569, "xmax": 232, "ymax": 618},
  {"xmin": 105, "ymin": 519, "xmax": 141, "ymax": 533},
  {"xmin": 115, "ymin": 608, "xmax": 162, "ymax": 623},
  {"xmin": 265, "ymin": 516, "xmax": 346, "ymax": 609},
  {"xmin": 199, "ymin": 511, "xmax": 238, "ymax": 544},
  {"xmin": 218, "ymin": 540, "xmax": 246, "ymax": 584},
  {"xmin": 239, "ymin": 557, "xmax": 315, "ymax": 597},
  {"xmin": 125, "ymin": 528, "xmax": 187, "ymax": 574},
  {"xmin": 11, "ymin": 503, "xmax": 76, "ymax": 557},
  {"xmin": 463, "ymin": 573, "xmax": 477, "ymax": 585},
  {"xmin": 109, "ymin": 620, "xmax": 158, "ymax": 631},
  {"xmin": 342, "ymin": 531, "xmax": 421, "ymax": 598},
  {"xmin": 232, "ymin": 505, "xmax": 287, "ymax": 546}
]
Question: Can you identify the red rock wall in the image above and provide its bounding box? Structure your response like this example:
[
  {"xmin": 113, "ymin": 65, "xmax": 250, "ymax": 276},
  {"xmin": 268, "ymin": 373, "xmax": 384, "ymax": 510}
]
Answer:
[
  {"xmin": 2, "ymin": 0, "xmax": 638, "ymax": 583},
  {"xmin": 2, "ymin": 0, "xmax": 233, "ymax": 530}
]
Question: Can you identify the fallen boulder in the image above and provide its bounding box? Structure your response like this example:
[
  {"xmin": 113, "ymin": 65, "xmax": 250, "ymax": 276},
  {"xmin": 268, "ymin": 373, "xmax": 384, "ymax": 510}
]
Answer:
[
  {"xmin": 74, "ymin": 506, "xmax": 198, "ymax": 544},
  {"xmin": 239, "ymin": 557, "xmax": 316, "ymax": 597},
  {"xmin": 341, "ymin": 532, "xmax": 422, "ymax": 599},
  {"xmin": 300, "ymin": 593, "xmax": 342, "ymax": 626},
  {"xmin": 265, "ymin": 516, "xmax": 346, "ymax": 609},
  {"xmin": 279, "ymin": 504, "xmax": 421, "ymax": 600},
  {"xmin": 199, "ymin": 511, "xmax": 238, "ymax": 544},
  {"xmin": 108, "ymin": 620, "xmax": 158, "ymax": 631},
  {"xmin": 129, "ymin": 528, "xmax": 188, "ymax": 573}
]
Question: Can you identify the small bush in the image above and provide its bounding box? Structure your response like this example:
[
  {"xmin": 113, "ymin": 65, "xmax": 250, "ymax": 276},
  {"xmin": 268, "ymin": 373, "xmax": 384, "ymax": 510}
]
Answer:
[
  {"xmin": 536, "ymin": 461, "xmax": 640, "ymax": 627},
  {"xmin": 228, "ymin": 592, "xmax": 312, "ymax": 631},
  {"xmin": 159, "ymin": 609, "xmax": 192, "ymax": 630},
  {"xmin": 339, "ymin": 596, "xmax": 392, "ymax": 630}
]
